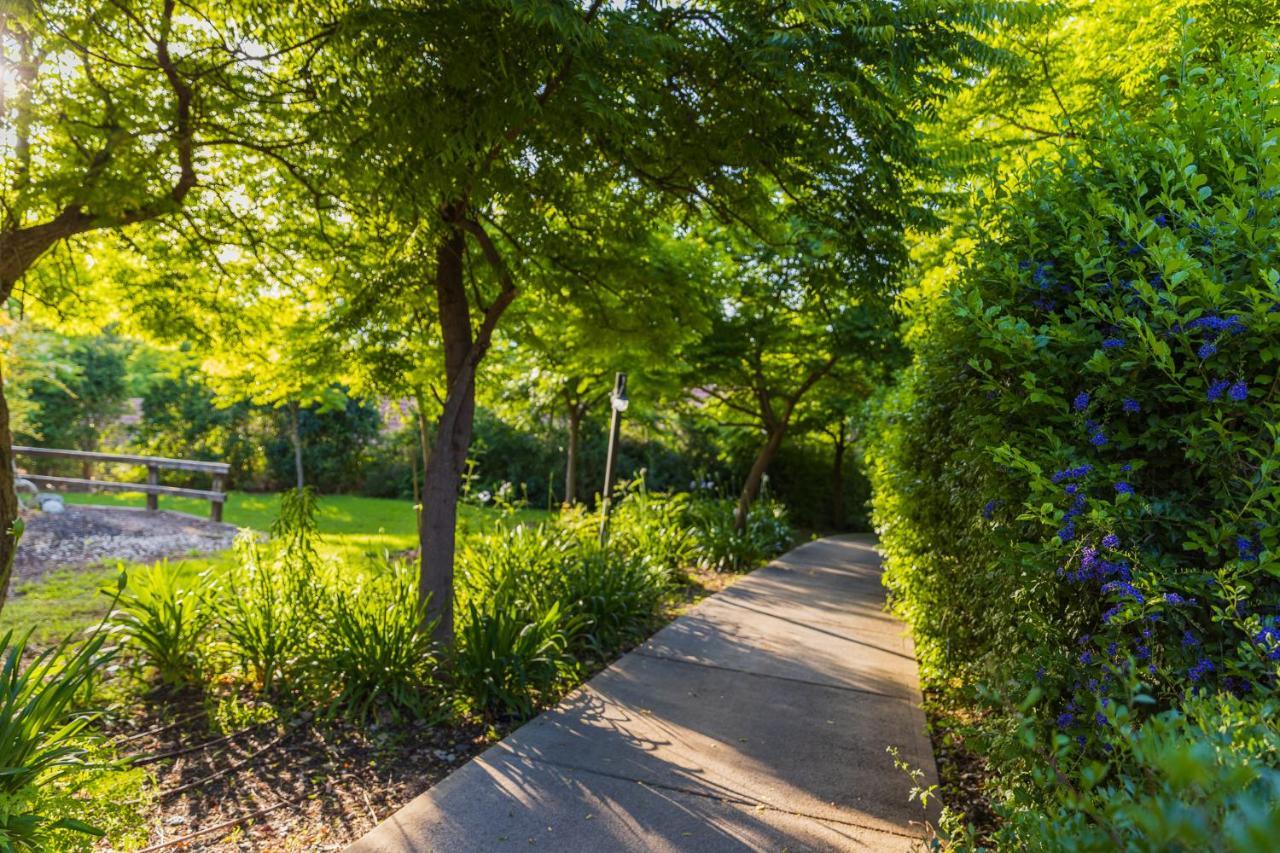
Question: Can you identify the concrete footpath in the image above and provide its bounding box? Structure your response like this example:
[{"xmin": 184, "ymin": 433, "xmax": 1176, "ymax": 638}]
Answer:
[{"xmin": 349, "ymin": 535, "xmax": 938, "ymax": 852}]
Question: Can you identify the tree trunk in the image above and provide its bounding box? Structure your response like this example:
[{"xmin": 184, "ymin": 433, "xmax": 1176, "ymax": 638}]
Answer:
[
  {"xmin": 420, "ymin": 226, "xmax": 476, "ymax": 645},
  {"xmin": 563, "ymin": 406, "xmax": 582, "ymax": 507},
  {"xmin": 289, "ymin": 401, "xmax": 304, "ymax": 491},
  {"xmin": 831, "ymin": 420, "xmax": 847, "ymax": 531},
  {"xmin": 0, "ymin": 361, "xmax": 19, "ymax": 616},
  {"xmin": 735, "ymin": 426, "xmax": 786, "ymax": 534}
]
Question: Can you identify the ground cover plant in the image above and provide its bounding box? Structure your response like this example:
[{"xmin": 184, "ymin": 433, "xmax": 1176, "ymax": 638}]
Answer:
[{"xmin": 869, "ymin": 37, "xmax": 1280, "ymax": 848}]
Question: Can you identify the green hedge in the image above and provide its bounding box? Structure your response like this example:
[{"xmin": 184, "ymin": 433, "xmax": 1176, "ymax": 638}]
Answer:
[{"xmin": 869, "ymin": 41, "xmax": 1280, "ymax": 847}]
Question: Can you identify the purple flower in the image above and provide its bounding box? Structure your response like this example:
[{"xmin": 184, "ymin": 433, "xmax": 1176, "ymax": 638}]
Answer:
[
  {"xmin": 1188, "ymin": 658, "xmax": 1215, "ymax": 682},
  {"xmin": 1121, "ymin": 398, "xmax": 1140, "ymax": 414},
  {"xmin": 1102, "ymin": 337, "xmax": 1125, "ymax": 349},
  {"xmin": 1207, "ymin": 379, "xmax": 1230, "ymax": 401},
  {"xmin": 1229, "ymin": 380, "xmax": 1248, "ymax": 402},
  {"xmin": 1074, "ymin": 391, "xmax": 1091, "ymax": 412},
  {"xmin": 1154, "ymin": 214, "xmax": 1169, "ymax": 227},
  {"xmin": 1198, "ymin": 341, "xmax": 1218, "ymax": 359},
  {"xmin": 1163, "ymin": 593, "xmax": 1185, "ymax": 605},
  {"xmin": 1057, "ymin": 712, "xmax": 1075, "ymax": 729},
  {"xmin": 1238, "ymin": 536, "xmax": 1260, "ymax": 562},
  {"xmin": 1115, "ymin": 482, "xmax": 1134, "ymax": 494},
  {"xmin": 1102, "ymin": 534, "xmax": 1120, "ymax": 549},
  {"xmin": 1102, "ymin": 580, "xmax": 1144, "ymax": 604}
]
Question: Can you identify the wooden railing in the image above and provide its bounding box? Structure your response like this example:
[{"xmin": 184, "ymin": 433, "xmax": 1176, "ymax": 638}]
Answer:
[{"xmin": 13, "ymin": 446, "xmax": 230, "ymax": 522}]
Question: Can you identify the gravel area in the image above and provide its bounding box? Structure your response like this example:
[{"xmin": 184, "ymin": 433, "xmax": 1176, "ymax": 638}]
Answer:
[{"xmin": 12, "ymin": 505, "xmax": 239, "ymax": 584}]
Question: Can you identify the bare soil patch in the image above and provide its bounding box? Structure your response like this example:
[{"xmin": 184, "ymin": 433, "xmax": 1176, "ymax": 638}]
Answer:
[{"xmin": 13, "ymin": 506, "xmax": 238, "ymax": 584}]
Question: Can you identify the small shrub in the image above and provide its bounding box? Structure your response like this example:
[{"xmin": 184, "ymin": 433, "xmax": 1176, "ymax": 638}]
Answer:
[
  {"xmin": 452, "ymin": 599, "xmax": 576, "ymax": 721},
  {"xmin": 0, "ymin": 627, "xmax": 116, "ymax": 850},
  {"xmin": 112, "ymin": 564, "xmax": 211, "ymax": 686},
  {"xmin": 689, "ymin": 498, "xmax": 793, "ymax": 572},
  {"xmin": 217, "ymin": 532, "xmax": 321, "ymax": 695},
  {"xmin": 553, "ymin": 546, "xmax": 669, "ymax": 659},
  {"xmin": 218, "ymin": 491, "xmax": 324, "ymax": 694},
  {"xmin": 313, "ymin": 559, "xmax": 440, "ymax": 722},
  {"xmin": 605, "ymin": 479, "xmax": 697, "ymax": 572}
]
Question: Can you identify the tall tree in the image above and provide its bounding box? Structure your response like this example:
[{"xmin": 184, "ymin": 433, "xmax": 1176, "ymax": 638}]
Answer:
[
  {"xmin": 688, "ymin": 231, "xmax": 896, "ymax": 532},
  {"xmin": 0, "ymin": 1, "xmax": 327, "ymax": 611},
  {"xmin": 320, "ymin": 0, "xmax": 1000, "ymax": 642}
]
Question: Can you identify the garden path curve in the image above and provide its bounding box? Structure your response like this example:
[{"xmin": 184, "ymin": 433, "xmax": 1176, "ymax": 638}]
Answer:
[{"xmin": 348, "ymin": 534, "xmax": 938, "ymax": 852}]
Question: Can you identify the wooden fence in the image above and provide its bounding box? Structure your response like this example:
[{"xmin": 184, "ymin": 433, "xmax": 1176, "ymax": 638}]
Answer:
[{"xmin": 13, "ymin": 446, "xmax": 230, "ymax": 522}]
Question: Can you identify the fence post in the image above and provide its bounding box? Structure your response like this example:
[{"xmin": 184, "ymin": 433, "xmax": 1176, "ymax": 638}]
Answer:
[
  {"xmin": 146, "ymin": 464, "xmax": 159, "ymax": 511},
  {"xmin": 210, "ymin": 473, "xmax": 225, "ymax": 523}
]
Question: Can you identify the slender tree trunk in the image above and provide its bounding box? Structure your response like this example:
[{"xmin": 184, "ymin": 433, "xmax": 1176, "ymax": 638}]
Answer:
[
  {"xmin": 420, "ymin": 227, "xmax": 476, "ymax": 645},
  {"xmin": 735, "ymin": 426, "xmax": 786, "ymax": 534},
  {"xmin": 564, "ymin": 406, "xmax": 582, "ymax": 507},
  {"xmin": 831, "ymin": 420, "xmax": 847, "ymax": 531},
  {"xmin": 0, "ymin": 360, "xmax": 19, "ymax": 615},
  {"xmin": 289, "ymin": 401, "xmax": 304, "ymax": 491}
]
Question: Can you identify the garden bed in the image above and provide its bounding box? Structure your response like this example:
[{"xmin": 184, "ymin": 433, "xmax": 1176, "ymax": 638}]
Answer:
[{"xmin": 110, "ymin": 564, "xmax": 739, "ymax": 849}]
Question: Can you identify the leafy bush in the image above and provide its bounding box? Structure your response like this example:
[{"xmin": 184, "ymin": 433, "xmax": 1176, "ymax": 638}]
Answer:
[
  {"xmin": 869, "ymin": 41, "xmax": 1280, "ymax": 843},
  {"xmin": 0, "ymin": 628, "xmax": 116, "ymax": 850},
  {"xmin": 451, "ymin": 518, "xmax": 676, "ymax": 720},
  {"xmin": 112, "ymin": 564, "xmax": 211, "ymax": 686},
  {"xmin": 452, "ymin": 599, "xmax": 575, "ymax": 722},
  {"xmin": 217, "ymin": 491, "xmax": 323, "ymax": 694},
  {"xmin": 603, "ymin": 480, "xmax": 697, "ymax": 572},
  {"xmin": 689, "ymin": 497, "xmax": 792, "ymax": 573},
  {"xmin": 312, "ymin": 559, "xmax": 440, "ymax": 722}
]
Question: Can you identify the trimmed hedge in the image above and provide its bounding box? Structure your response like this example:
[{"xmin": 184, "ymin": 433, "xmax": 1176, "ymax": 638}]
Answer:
[{"xmin": 869, "ymin": 41, "xmax": 1280, "ymax": 847}]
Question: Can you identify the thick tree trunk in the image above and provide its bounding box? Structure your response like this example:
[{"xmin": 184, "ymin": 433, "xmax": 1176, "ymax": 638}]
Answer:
[
  {"xmin": 831, "ymin": 421, "xmax": 847, "ymax": 530},
  {"xmin": 564, "ymin": 406, "xmax": 582, "ymax": 507},
  {"xmin": 0, "ymin": 361, "xmax": 18, "ymax": 616},
  {"xmin": 734, "ymin": 426, "xmax": 786, "ymax": 534},
  {"xmin": 420, "ymin": 227, "xmax": 476, "ymax": 645},
  {"xmin": 289, "ymin": 401, "xmax": 304, "ymax": 491}
]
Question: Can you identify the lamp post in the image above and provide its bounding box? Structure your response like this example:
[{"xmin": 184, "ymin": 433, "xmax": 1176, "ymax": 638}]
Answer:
[{"xmin": 598, "ymin": 371, "xmax": 628, "ymax": 544}]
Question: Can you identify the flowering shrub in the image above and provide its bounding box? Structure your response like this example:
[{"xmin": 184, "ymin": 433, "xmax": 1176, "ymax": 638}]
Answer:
[{"xmin": 869, "ymin": 42, "xmax": 1280, "ymax": 844}]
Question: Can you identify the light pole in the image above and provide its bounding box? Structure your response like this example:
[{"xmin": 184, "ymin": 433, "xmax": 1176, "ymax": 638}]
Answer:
[{"xmin": 598, "ymin": 371, "xmax": 628, "ymax": 544}]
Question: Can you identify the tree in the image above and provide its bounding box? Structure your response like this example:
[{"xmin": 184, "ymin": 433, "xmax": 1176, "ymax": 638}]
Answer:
[
  {"xmin": 319, "ymin": 0, "xmax": 1001, "ymax": 643},
  {"xmin": 201, "ymin": 298, "xmax": 346, "ymax": 491},
  {"xmin": 688, "ymin": 229, "xmax": 897, "ymax": 532},
  {"xmin": 0, "ymin": 1, "xmax": 327, "ymax": 611},
  {"xmin": 21, "ymin": 332, "xmax": 131, "ymax": 469},
  {"xmin": 489, "ymin": 224, "xmax": 709, "ymax": 506}
]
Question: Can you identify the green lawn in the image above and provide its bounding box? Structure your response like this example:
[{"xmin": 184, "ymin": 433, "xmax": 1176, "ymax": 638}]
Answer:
[{"xmin": 2, "ymin": 491, "xmax": 548, "ymax": 645}]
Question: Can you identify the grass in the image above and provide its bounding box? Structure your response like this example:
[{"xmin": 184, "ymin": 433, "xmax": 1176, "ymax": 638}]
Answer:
[{"xmin": 1, "ymin": 491, "xmax": 548, "ymax": 645}]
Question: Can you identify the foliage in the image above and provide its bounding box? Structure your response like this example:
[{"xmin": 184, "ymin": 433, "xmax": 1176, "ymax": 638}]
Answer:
[
  {"xmin": 217, "ymin": 490, "xmax": 324, "ymax": 694},
  {"xmin": 992, "ymin": 691, "xmax": 1280, "ymax": 850},
  {"xmin": 452, "ymin": 525, "xmax": 586, "ymax": 720},
  {"xmin": 869, "ymin": 39, "xmax": 1280, "ymax": 844},
  {"xmin": 689, "ymin": 497, "xmax": 793, "ymax": 574},
  {"xmin": 112, "ymin": 564, "xmax": 212, "ymax": 687},
  {"xmin": 312, "ymin": 559, "xmax": 440, "ymax": 723},
  {"xmin": 133, "ymin": 346, "xmax": 262, "ymax": 487},
  {"xmin": 0, "ymin": 626, "xmax": 116, "ymax": 850},
  {"xmin": 263, "ymin": 393, "xmax": 381, "ymax": 493},
  {"xmin": 18, "ymin": 332, "xmax": 130, "ymax": 457}
]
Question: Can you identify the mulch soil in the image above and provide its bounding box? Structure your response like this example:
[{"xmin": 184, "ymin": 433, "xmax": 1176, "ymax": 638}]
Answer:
[{"xmin": 923, "ymin": 687, "xmax": 1000, "ymax": 843}]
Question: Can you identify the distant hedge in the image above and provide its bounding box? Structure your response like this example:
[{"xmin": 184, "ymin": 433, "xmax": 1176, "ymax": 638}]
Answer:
[{"xmin": 869, "ymin": 42, "xmax": 1280, "ymax": 847}]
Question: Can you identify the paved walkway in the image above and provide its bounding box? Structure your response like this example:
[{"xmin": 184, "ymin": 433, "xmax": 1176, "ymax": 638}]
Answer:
[{"xmin": 350, "ymin": 535, "xmax": 938, "ymax": 852}]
